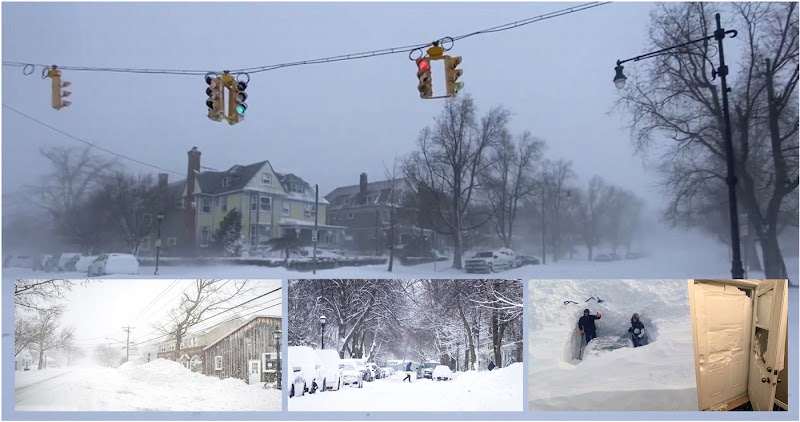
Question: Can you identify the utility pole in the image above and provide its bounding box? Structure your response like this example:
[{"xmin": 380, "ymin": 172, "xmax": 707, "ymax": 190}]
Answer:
[
  {"xmin": 122, "ymin": 326, "xmax": 134, "ymax": 363},
  {"xmin": 313, "ymin": 184, "xmax": 319, "ymax": 274}
]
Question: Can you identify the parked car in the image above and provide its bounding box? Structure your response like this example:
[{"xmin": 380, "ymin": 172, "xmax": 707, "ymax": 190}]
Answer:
[
  {"xmin": 464, "ymin": 249, "xmax": 516, "ymax": 273},
  {"xmin": 338, "ymin": 360, "xmax": 364, "ymax": 389},
  {"xmin": 626, "ymin": 252, "xmax": 646, "ymax": 260},
  {"xmin": 57, "ymin": 253, "xmax": 83, "ymax": 271},
  {"xmin": 88, "ymin": 253, "xmax": 140, "ymax": 276},
  {"xmin": 75, "ymin": 255, "xmax": 98, "ymax": 273},
  {"xmin": 421, "ymin": 360, "xmax": 439, "ymax": 379},
  {"xmin": 432, "ymin": 365, "xmax": 454, "ymax": 381},
  {"xmin": 594, "ymin": 254, "xmax": 614, "ymax": 262},
  {"xmin": 380, "ymin": 367, "xmax": 393, "ymax": 378},
  {"xmin": 516, "ymin": 255, "xmax": 541, "ymax": 266},
  {"xmin": 3, "ymin": 255, "xmax": 35, "ymax": 269},
  {"xmin": 340, "ymin": 358, "xmax": 370, "ymax": 382},
  {"xmin": 288, "ymin": 346, "xmax": 324, "ymax": 395},
  {"xmin": 288, "ymin": 364, "xmax": 306, "ymax": 398},
  {"xmin": 314, "ymin": 349, "xmax": 342, "ymax": 391},
  {"xmin": 366, "ymin": 362, "xmax": 381, "ymax": 380}
]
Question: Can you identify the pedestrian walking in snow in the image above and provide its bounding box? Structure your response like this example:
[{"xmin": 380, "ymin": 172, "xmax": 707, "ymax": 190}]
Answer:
[
  {"xmin": 403, "ymin": 361, "xmax": 412, "ymax": 383},
  {"xmin": 578, "ymin": 308, "xmax": 601, "ymax": 345},
  {"xmin": 628, "ymin": 313, "xmax": 646, "ymax": 347},
  {"xmin": 488, "ymin": 361, "xmax": 496, "ymax": 371}
]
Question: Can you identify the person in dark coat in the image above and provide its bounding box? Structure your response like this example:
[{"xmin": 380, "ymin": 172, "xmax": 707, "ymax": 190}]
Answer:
[
  {"xmin": 403, "ymin": 361, "xmax": 412, "ymax": 383},
  {"xmin": 628, "ymin": 313, "xmax": 646, "ymax": 347},
  {"xmin": 488, "ymin": 361, "xmax": 496, "ymax": 371},
  {"xmin": 578, "ymin": 308, "xmax": 602, "ymax": 345}
]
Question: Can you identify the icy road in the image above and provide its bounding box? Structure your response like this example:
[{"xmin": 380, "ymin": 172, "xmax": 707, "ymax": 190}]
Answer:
[
  {"xmin": 14, "ymin": 359, "xmax": 281, "ymax": 411},
  {"xmin": 289, "ymin": 364, "xmax": 522, "ymax": 412}
]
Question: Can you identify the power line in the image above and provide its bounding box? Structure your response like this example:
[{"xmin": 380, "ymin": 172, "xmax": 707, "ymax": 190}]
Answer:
[
  {"xmin": 2, "ymin": 103, "xmax": 184, "ymax": 176},
  {"xmin": 127, "ymin": 279, "xmax": 182, "ymax": 325},
  {"xmin": 2, "ymin": 3, "xmax": 611, "ymax": 77}
]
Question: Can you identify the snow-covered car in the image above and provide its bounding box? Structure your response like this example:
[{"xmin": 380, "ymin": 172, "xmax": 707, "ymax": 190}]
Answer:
[
  {"xmin": 288, "ymin": 364, "xmax": 306, "ymax": 398},
  {"xmin": 517, "ymin": 255, "xmax": 541, "ymax": 266},
  {"xmin": 380, "ymin": 367, "xmax": 393, "ymax": 377},
  {"xmin": 594, "ymin": 254, "xmax": 614, "ymax": 262},
  {"xmin": 314, "ymin": 349, "xmax": 341, "ymax": 391},
  {"xmin": 57, "ymin": 253, "xmax": 82, "ymax": 271},
  {"xmin": 75, "ymin": 255, "xmax": 98, "ymax": 273},
  {"xmin": 464, "ymin": 250, "xmax": 515, "ymax": 273},
  {"xmin": 88, "ymin": 253, "xmax": 140, "ymax": 276},
  {"xmin": 340, "ymin": 358, "xmax": 369, "ymax": 382},
  {"xmin": 421, "ymin": 361, "xmax": 439, "ymax": 379},
  {"xmin": 288, "ymin": 346, "xmax": 325, "ymax": 394},
  {"xmin": 3, "ymin": 255, "xmax": 35, "ymax": 268},
  {"xmin": 432, "ymin": 365, "xmax": 454, "ymax": 381},
  {"xmin": 366, "ymin": 362, "xmax": 381, "ymax": 380},
  {"xmin": 338, "ymin": 360, "xmax": 364, "ymax": 389}
]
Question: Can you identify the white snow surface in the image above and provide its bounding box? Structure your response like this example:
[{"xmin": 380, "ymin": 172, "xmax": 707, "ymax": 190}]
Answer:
[
  {"xmin": 529, "ymin": 279, "xmax": 698, "ymax": 411},
  {"xmin": 15, "ymin": 359, "xmax": 280, "ymax": 411},
  {"xmin": 289, "ymin": 363, "xmax": 522, "ymax": 411}
]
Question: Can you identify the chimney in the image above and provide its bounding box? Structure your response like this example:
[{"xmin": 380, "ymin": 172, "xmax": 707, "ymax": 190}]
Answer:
[
  {"xmin": 360, "ymin": 173, "xmax": 368, "ymax": 195},
  {"xmin": 158, "ymin": 173, "xmax": 168, "ymax": 189},
  {"xmin": 185, "ymin": 147, "xmax": 201, "ymax": 254}
]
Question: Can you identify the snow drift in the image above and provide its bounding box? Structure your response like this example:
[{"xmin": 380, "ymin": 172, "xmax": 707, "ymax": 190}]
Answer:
[{"xmin": 529, "ymin": 279, "xmax": 698, "ymax": 411}]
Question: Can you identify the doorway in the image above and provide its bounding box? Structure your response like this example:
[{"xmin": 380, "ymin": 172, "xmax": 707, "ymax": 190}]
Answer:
[{"xmin": 248, "ymin": 359, "xmax": 261, "ymax": 385}]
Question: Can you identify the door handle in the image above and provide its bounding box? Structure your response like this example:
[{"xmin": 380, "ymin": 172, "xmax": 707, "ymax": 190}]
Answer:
[
  {"xmin": 767, "ymin": 366, "xmax": 772, "ymax": 372},
  {"xmin": 777, "ymin": 378, "xmax": 782, "ymax": 383},
  {"xmin": 761, "ymin": 377, "xmax": 771, "ymax": 383}
]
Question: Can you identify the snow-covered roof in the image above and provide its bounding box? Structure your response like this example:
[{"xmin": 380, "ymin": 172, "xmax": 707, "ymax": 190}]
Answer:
[
  {"xmin": 202, "ymin": 315, "xmax": 281, "ymax": 351},
  {"xmin": 278, "ymin": 218, "xmax": 347, "ymax": 230}
]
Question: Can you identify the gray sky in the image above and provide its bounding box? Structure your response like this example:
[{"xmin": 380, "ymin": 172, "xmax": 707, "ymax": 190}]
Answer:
[{"xmin": 2, "ymin": 1, "xmax": 663, "ymax": 202}]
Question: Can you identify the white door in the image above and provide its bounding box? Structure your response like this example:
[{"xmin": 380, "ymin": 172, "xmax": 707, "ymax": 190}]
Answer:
[
  {"xmin": 248, "ymin": 360, "xmax": 261, "ymax": 385},
  {"xmin": 689, "ymin": 280, "xmax": 753, "ymax": 410},
  {"xmin": 747, "ymin": 279, "xmax": 788, "ymax": 411}
]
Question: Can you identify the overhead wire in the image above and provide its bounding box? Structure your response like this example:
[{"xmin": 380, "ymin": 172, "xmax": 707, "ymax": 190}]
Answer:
[{"xmin": 2, "ymin": 2, "xmax": 611, "ymax": 77}]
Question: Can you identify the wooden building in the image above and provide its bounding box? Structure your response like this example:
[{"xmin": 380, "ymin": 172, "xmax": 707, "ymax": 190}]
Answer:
[{"xmin": 203, "ymin": 315, "xmax": 281, "ymax": 385}]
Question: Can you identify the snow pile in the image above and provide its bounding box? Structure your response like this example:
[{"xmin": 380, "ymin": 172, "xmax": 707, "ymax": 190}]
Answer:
[
  {"xmin": 447, "ymin": 363, "xmax": 522, "ymax": 411},
  {"xmin": 15, "ymin": 360, "xmax": 281, "ymax": 411},
  {"xmin": 529, "ymin": 280, "xmax": 698, "ymax": 411}
]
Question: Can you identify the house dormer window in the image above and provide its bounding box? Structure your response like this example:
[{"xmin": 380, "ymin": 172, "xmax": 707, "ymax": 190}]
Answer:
[
  {"xmin": 222, "ymin": 177, "xmax": 230, "ymax": 187},
  {"xmin": 262, "ymin": 173, "xmax": 272, "ymax": 186}
]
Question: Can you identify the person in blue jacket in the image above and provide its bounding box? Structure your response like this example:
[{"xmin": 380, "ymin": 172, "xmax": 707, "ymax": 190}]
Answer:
[
  {"xmin": 628, "ymin": 313, "xmax": 646, "ymax": 347},
  {"xmin": 403, "ymin": 361, "xmax": 412, "ymax": 383},
  {"xmin": 578, "ymin": 308, "xmax": 601, "ymax": 345}
]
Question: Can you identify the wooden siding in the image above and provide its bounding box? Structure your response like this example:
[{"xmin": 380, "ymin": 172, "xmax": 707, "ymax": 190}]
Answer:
[{"xmin": 203, "ymin": 316, "xmax": 281, "ymax": 384}]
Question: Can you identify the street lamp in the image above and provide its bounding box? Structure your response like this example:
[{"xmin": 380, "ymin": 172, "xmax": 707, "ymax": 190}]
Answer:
[
  {"xmin": 273, "ymin": 329, "xmax": 282, "ymax": 390},
  {"xmin": 614, "ymin": 13, "xmax": 744, "ymax": 279},
  {"xmin": 319, "ymin": 315, "xmax": 327, "ymax": 349},
  {"xmin": 154, "ymin": 212, "xmax": 164, "ymax": 275}
]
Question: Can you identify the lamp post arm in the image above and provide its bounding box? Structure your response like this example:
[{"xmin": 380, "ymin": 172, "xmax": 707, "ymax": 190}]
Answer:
[{"xmin": 616, "ymin": 30, "xmax": 736, "ymax": 67}]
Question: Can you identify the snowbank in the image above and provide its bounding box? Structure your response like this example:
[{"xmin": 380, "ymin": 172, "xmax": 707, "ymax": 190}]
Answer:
[
  {"xmin": 15, "ymin": 360, "xmax": 281, "ymax": 411},
  {"xmin": 529, "ymin": 279, "xmax": 698, "ymax": 411}
]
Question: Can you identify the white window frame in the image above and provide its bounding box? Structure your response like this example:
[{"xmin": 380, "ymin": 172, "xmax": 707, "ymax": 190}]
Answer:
[
  {"xmin": 260, "ymin": 196, "xmax": 272, "ymax": 212},
  {"xmin": 215, "ymin": 356, "xmax": 223, "ymax": 370},
  {"xmin": 262, "ymin": 172, "xmax": 272, "ymax": 186},
  {"xmin": 282, "ymin": 203, "xmax": 290, "ymax": 216},
  {"xmin": 176, "ymin": 197, "xmax": 184, "ymax": 209},
  {"xmin": 167, "ymin": 237, "xmax": 177, "ymax": 246},
  {"xmin": 251, "ymin": 194, "xmax": 258, "ymax": 212},
  {"xmin": 199, "ymin": 226, "xmax": 210, "ymax": 247},
  {"xmin": 201, "ymin": 197, "xmax": 211, "ymax": 213}
]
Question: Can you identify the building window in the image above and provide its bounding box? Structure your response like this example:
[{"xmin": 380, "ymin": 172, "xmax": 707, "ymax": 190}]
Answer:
[
  {"xmin": 167, "ymin": 237, "xmax": 177, "ymax": 246},
  {"xmin": 260, "ymin": 196, "xmax": 272, "ymax": 212},
  {"xmin": 201, "ymin": 197, "xmax": 211, "ymax": 213},
  {"xmin": 304, "ymin": 204, "xmax": 317, "ymax": 218},
  {"xmin": 221, "ymin": 197, "xmax": 228, "ymax": 212},
  {"xmin": 282, "ymin": 203, "xmax": 290, "ymax": 216},
  {"xmin": 215, "ymin": 356, "xmax": 223, "ymax": 370},
  {"xmin": 176, "ymin": 197, "xmax": 184, "ymax": 209},
  {"xmin": 222, "ymin": 177, "xmax": 230, "ymax": 187},
  {"xmin": 347, "ymin": 212, "xmax": 354, "ymax": 219},
  {"xmin": 251, "ymin": 194, "xmax": 258, "ymax": 212},
  {"xmin": 262, "ymin": 172, "xmax": 272, "ymax": 186},
  {"xmin": 200, "ymin": 226, "xmax": 210, "ymax": 247},
  {"xmin": 250, "ymin": 224, "xmax": 271, "ymax": 246}
]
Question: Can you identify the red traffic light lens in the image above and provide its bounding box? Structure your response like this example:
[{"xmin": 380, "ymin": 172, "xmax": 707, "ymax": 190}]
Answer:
[{"xmin": 417, "ymin": 60, "xmax": 429, "ymax": 71}]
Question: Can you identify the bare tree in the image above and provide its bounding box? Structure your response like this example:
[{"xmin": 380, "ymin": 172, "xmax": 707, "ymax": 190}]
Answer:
[
  {"xmin": 155, "ymin": 280, "xmax": 253, "ymax": 359},
  {"xmin": 15, "ymin": 279, "xmax": 87, "ymax": 311},
  {"xmin": 575, "ymin": 176, "xmax": 615, "ymax": 260},
  {"xmin": 30, "ymin": 306, "xmax": 75, "ymax": 369},
  {"xmin": 405, "ymin": 95, "xmax": 510, "ymax": 269},
  {"xmin": 484, "ymin": 131, "xmax": 544, "ymax": 248},
  {"xmin": 382, "ymin": 158, "xmax": 403, "ymax": 272},
  {"xmin": 27, "ymin": 146, "xmax": 114, "ymax": 253},
  {"xmin": 614, "ymin": 2, "xmax": 798, "ymax": 278},
  {"xmin": 99, "ymin": 172, "xmax": 162, "ymax": 255},
  {"xmin": 539, "ymin": 159, "xmax": 577, "ymax": 261},
  {"xmin": 15, "ymin": 310, "xmax": 36, "ymax": 356}
]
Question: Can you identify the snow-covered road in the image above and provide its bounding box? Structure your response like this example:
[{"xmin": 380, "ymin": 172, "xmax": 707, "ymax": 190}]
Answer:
[
  {"xmin": 14, "ymin": 360, "xmax": 281, "ymax": 411},
  {"xmin": 289, "ymin": 364, "xmax": 522, "ymax": 412}
]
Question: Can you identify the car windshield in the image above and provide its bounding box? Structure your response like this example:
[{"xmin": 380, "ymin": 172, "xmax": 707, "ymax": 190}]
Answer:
[
  {"xmin": 424, "ymin": 362, "xmax": 437, "ymax": 368},
  {"xmin": 340, "ymin": 363, "xmax": 359, "ymax": 371},
  {"xmin": 475, "ymin": 252, "xmax": 493, "ymax": 258}
]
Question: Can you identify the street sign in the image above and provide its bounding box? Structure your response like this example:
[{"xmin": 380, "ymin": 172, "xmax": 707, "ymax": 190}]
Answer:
[
  {"xmin": 155, "ymin": 239, "xmax": 162, "ymax": 247},
  {"xmin": 312, "ymin": 230, "xmax": 318, "ymax": 242}
]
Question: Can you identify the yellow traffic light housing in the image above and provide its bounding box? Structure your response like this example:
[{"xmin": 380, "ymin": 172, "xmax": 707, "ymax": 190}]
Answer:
[
  {"xmin": 445, "ymin": 56, "xmax": 464, "ymax": 97},
  {"xmin": 416, "ymin": 58, "xmax": 432, "ymax": 99},
  {"xmin": 205, "ymin": 73, "xmax": 223, "ymax": 121},
  {"xmin": 47, "ymin": 66, "xmax": 71, "ymax": 110}
]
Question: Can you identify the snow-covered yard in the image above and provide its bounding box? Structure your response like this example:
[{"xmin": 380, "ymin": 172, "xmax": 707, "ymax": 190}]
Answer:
[
  {"xmin": 528, "ymin": 279, "xmax": 698, "ymax": 411},
  {"xmin": 289, "ymin": 363, "xmax": 522, "ymax": 412},
  {"xmin": 14, "ymin": 359, "xmax": 281, "ymax": 411}
]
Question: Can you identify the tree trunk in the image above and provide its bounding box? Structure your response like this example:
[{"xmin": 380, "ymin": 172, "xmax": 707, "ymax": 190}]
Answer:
[
  {"xmin": 37, "ymin": 344, "xmax": 45, "ymax": 370},
  {"xmin": 760, "ymin": 231, "xmax": 788, "ymax": 279},
  {"xmin": 456, "ymin": 302, "xmax": 475, "ymax": 368},
  {"xmin": 452, "ymin": 230, "xmax": 463, "ymax": 269}
]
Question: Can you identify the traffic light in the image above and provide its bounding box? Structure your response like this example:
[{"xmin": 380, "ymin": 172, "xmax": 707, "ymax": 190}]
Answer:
[
  {"xmin": 445, "ymin": 56, "xmax": 463, "ymax": 97},
  {"xmin": 47, "ymin": 67, "xmax": 71, "ymax": 110},
  {"xmin": 234, "ymin": 80, "xmax": 247, "ymax": 117},
  {"xmin": 205, "ymin": 74, "xmax": 222, "ymax": 121},
  {"xmin": 416, "ymin": 58, "xmax": 432, "ymax": 99}
]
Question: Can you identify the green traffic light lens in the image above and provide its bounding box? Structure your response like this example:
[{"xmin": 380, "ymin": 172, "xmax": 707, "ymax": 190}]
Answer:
[{"xmin": 236, "ymin": 104, "xmax": 247, "ymax": 115}]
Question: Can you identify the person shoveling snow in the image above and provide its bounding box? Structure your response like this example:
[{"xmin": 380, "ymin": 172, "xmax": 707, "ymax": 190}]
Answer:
[
  {"xmin": 578, "ymin": 308, "xmax": 602, "ymax": 345},
  {"xmin": 627, "ymin": 313, "xmax": 647, "ymax": 347},
  {"xmin": 403, "ymin": 361, "xmax": 412, "ymax": 383}
]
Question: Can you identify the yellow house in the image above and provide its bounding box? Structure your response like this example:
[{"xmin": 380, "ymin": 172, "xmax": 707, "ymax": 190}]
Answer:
[{"xmin": 163, "ymin": 148, "xmax": 345, "ymax": 253}]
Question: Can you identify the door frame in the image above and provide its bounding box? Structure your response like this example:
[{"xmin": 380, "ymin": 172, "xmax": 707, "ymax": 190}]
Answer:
[
  {"xmin": 248, "ymin": 359, "xmax": 262, "ymax": 385},
  {"xmin": 748, "ymin": 279, "xmax": 788, "ymax": 411}
]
